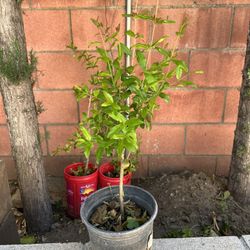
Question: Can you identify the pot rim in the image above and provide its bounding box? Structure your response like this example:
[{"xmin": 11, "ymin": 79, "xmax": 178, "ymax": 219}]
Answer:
[
  {"xmin": 64, "ymin": 162, "xmax": 97, "ymax": 179},
  {"xmin": 80, "ymin": 185, "xmax": 158, "ymax": 236},
  {"xmin": 99, "ymin": 162, "xmax": 132, "ymax": 180}
]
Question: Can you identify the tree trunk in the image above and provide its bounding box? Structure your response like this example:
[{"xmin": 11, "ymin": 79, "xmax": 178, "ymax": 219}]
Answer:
[
  {"xmin": 0, "ymin": 0, "xmax": 52, "ymax": 232},
  {"xmin": 228, "ymin": 24, "xmax": 250, "ymax": 205}
]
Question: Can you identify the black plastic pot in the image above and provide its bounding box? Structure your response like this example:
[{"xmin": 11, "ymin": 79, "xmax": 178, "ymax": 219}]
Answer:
[{"xmin": 80, "ymin": 185, "xmax": 158, "ymax": 250}]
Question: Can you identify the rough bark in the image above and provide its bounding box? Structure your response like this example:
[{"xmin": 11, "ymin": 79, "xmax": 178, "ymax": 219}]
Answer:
[
  {"xmin": 228, "ymin": 24, "xmax": 250, "ymax": 205},
  {"xmin": 0, "ymin": 0, "xmax": 52, "ymax": 232}
]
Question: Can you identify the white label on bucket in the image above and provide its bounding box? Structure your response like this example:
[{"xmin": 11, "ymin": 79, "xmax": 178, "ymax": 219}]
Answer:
[{"xmin": 147, "ymin": 233, "xmax": 153, "ymax": 250}]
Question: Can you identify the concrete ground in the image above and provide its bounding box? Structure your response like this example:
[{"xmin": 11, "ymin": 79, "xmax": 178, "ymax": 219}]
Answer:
[{"xmin": 1, "ymin": 236, "xmax": 250, "ymax": 250}]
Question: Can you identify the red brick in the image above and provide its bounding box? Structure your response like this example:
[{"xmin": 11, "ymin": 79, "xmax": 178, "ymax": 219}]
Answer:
[
  {"xmin": 47, "ymin": 125, "xmax": 81, "ymax": 155},
  {"xmin": 21, "ymin": 0, "xmax": 30, "ymax": 8},
  {"xmin": 139, "ymin": 125, "xmax": 185, "ymax": 154},
  {"xmin": 117, "ymin": 0, "xmax": 250, "ymax": 5},
  {"xmin": 44, "ymin": 155, "xmax": 82, "ymax": 176},
  {"xmin": 35, "ymin": 91, "xmax": 78, "ymax": 123},
  {"xmin": 133, "ymin": 155, "xmax": 148, "ymax": 178},
  {"xmin": 231, "ymin": 8, "xmax": 250, "ymax": 48},
  {"xmin": 224, "ymin": 89, "xmax": 240, "ymax": 123},
  {"xmin": 32, "ymin": 0, "xmax": 113, "ymax": 8},
  {"xmin": 216, "ymin": 156, "xmax": 231, "ymax": 177},
  {"xmin": 190, "ymin": 51, "xmax": 244, "ymax": 87},
  {"xmin": 186, "ymin": 125, "xmax": 235, "ymax": 155},
  {"xmin": 153, "ymin": 90, "xmax": 225, "ymax": 123},
  {"xmin": 148, "ymin": 155, "xmax": 216, "ymax": 176},
  {"xmin": 0, "ymin": 127, "xmax": 11, "ymax": 156},
  {"xmin": 154, "ymin": 8, "xmax": 231, "ymax": 49},
  {"xmin": 37, "ymin": 53, "xmax": 91, "ymax": 89},
  {"xmin": 2, "ymin": 157, "xmax": 16, "ymax": 180},
  {"xmin": 79, "ymin": 99, "xmax": 89, "ymax": 119},
  {"xmin": 72, "ymin": 9, "xmax": 124, "ymax": 50},
  {"xmin": 23, "ymin": 10, "xmax": 70, "ymax": 51},
  {"xmin": 0, "ymin": 97, "xmax": 6, "ymax": 124}
]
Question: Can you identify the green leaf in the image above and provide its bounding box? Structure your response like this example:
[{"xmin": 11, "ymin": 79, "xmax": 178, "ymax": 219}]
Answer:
[
  {"xmin": 176, "ymin": 66, "xmax": 183, "ymax": 80},
  {"xmin": 126, "ymin": 66, "xmax": 134, "ymax": 74},
  {"xmin": 107, "ymin": 124, "xmax": 122, "ymax": 138},
  {"xmin": 178, "ymin": 81, "xmax": 196, "ymax": 87},
  {"xmin": 126, "ymin": 217, "xmax": 140, "ymax": 230},
  {"xmin": 80, "ymin": 127, "xmax": 92, "ymax": 141},
  {"xmin": 91, "ymin": 18, "xmax": 102, "ymax": 28},
  {"xmin": 73, "ymin": 85, "xmax": 89, "ymax": 101},
  {"xmin": 103, "ymin": 90, "xmax": 114, "ymax": 104},
  {"xmin": 194, "ymin": 70, "xmax": 204, "ymax": 74},
  {"xmin": 176, "ymin": 19, "xmax": 188, "ymax": 37},
  {"xmin": 112, "ymin": 134, "xmax": 125, "ymax": 140},
  {"xmin": 152, "ymin": 35, "xmax": 169, "ymax": 47},
  {"xmin": 133, "ymin": 43, "xmax": 150, "ymax": 50},
  {"xmin": 223, "ymin": 191, "xmax": 231, "ymax": 200},
  {"xmin": 136, "ymin": 50, "xmax": 147, "ymax": 70},
  {"xmin": 96, "ymin": 146, "xmax": 104, "ymax": 164},
  {"xmin": 124, "ymin": 136, "xmax": 138, "ymax": 152},
  {"xmin": 97, "ymin": 47, "xmax": 110, "ymax": 62},
  {"xmin": 108, "ymin": 112, "xmax": 126, "ymax": 123},
  {"xmin": 155, "ymin": 17, "xmax": 175, "ymax": 24},
  {"xmin": 126, "ymin": 118, "xmax": 143, "ymax": 128},
  {"xmin": 159, "ymin": 92, "xmax": 170, "ymax": 103},
  {"xmin": 120, "ymin": 43, "xmax": 132, "ymax": 56},
  {"xmin": 155, "ymin": 47, "xmax": 171, "ymax": 57},
  {"xmin": 99, "ymin": 71, "xmax": 110, "ymax": 77},
  {"xmin": 83, "ymin": 141, "xmax": 92, "ymax": 159},
  {"xmin": 101, "ymin": 102, "xmax": 112, "ymax": 107},
  {"xmin": 126, "ymin": 30, "xmax": 136, "ymax": 37}
]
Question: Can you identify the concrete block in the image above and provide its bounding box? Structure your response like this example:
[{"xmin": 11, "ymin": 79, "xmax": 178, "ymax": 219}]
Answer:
[
  {"xmin": 0, "ymin": 211, "xmax": 19, "ymax": 244},
  {"xmin": 153, "ymin": 237, "xmax": 246, "ymax": 250},
  {"xmin": 0, "ymin": 160, "xmax": 12, "ymax": 222},
  {"xmin": 0, "ymin": 243, "xmax": 84, "ymax": 250},
  {"xmin": 240, "ymin": 235, "xmax": 250, "ymax": 249}
]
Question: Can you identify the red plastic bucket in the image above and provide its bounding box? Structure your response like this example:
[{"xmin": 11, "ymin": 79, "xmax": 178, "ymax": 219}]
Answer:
[
  {"xmin": 99, "ymin": 162, "xmax": 132, "ymax": 188},
  {"xmin": 64, "ymin": 162, "xmax": 98, "ymax": 218}
]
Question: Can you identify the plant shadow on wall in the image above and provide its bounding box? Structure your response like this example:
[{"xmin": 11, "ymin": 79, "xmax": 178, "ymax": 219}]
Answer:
[{"xmin": 55, "ymin": 8, "xmax": 202, "ymax": 250}]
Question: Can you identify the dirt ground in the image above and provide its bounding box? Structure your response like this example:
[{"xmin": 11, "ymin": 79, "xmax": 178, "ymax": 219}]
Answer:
[{"xmin": 12, "ymin": 171, "xmax": 250, "ymax": 243}]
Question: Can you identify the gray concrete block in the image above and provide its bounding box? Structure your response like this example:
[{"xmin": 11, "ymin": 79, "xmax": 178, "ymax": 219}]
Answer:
[
  {"xmin": 0, "ymin": 211, "xmax": 20, "ymax": 244},
  {"xmin": 0, "ymin": 160, "xmax": 12, "ymax": 223},
  {"xmin": 0, "ymin": 243, "xmax": 84, "ymax": 250},
  {"xmin": 153, "ymin": 237, "xmax": 246, "ymax": 250},
  {"xmin": 240, "ymin": 235, "xmax": 250, "ymax": 249}
]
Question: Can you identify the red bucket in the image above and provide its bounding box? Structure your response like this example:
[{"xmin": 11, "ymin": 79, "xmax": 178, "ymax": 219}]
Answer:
[
  {"xmin": 64, "ymin": 162, "xmax": 98, "ymax": 218},
  {"xmin": 99, "ymin": 162, "xmax": 132, "ymax": 188}
]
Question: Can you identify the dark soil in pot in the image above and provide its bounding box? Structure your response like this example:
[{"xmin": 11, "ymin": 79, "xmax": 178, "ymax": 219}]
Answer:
[{"xmin": 90, "ymin": 198, "xmax": 149, "ymax": 231}]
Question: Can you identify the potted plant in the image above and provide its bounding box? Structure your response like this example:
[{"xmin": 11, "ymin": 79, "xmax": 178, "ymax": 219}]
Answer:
[
  {"xmin": 56, "ymin": 92, "xmax": 98, "ymax": 218},
  {"xmin": 68, "ymin": 10, "xmax": 200, "ymax": 249}
]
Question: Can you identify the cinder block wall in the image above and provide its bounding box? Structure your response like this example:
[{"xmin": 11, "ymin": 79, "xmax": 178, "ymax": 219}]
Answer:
[{"xmin": 0, "ymin": 0, "xmax": 248, "ymax": 179}]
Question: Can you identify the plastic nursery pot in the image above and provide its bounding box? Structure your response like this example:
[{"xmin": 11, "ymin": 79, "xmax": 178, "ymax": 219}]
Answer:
[
  {"xmin": 64, "ymin": 162, "xmax": 98, "ymax": 218},
  {"xmin": 99, "ymin": 162, "xmax": 132, "ymax": 188},
  {"xmin": 80, "ymin": 185, "xmax": 158, "ymax": 250}
]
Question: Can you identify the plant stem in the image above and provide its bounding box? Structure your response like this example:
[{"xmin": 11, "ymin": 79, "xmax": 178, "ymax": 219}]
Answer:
[
  {"xmin": 84, "ymin": 89, "xmax": 93, "ymax": 175},
  {"xmin": 97, "ymin": 26, "xmax": 114, "ymax": 81},
  {"xmin": 119, "ymin": 160, "xmax": 125, "ymax": 217},
  {"xmin": 146, "ymin": 0, "xmax": 159, "ymax": 68}
]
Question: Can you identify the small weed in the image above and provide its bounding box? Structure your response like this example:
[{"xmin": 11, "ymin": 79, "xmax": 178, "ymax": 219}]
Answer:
[
  {"xmin": 0, "ymin": 40, "xmax": 37, "ymax": 84},
  {"xmin": 20, "ymin": 235, "xmax": 37, "ymax": 244},
  {"xmin": 166, "ymin": 228, "xmax": 193, "ymax": 238},
  {"xmin": 218, "ymin": 191, "xmax": 230, "ymax": 213}
]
